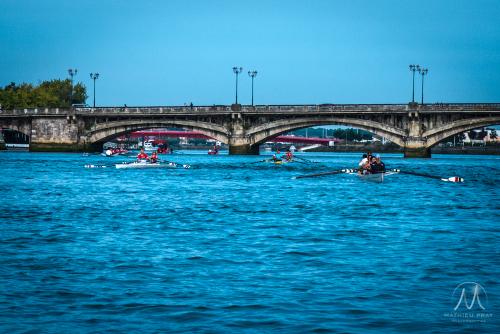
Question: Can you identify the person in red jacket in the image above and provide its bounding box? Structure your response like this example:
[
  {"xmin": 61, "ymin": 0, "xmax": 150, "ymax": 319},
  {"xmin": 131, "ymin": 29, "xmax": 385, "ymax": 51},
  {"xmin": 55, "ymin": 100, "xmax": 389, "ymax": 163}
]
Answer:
[{"xmin": 137, "ymin": 148, "xmax": 149, "ymax": 161}]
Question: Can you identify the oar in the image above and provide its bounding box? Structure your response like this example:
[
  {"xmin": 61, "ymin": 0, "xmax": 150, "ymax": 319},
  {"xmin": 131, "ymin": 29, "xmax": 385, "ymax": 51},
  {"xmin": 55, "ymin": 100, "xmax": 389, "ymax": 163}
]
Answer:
[
  {"xmin": 294, "ymin": 156, "xmax": 316, "ymax": 163},
  {"xmin": 85, "ymin": 160, "xmax": 191, "ymax": 169},
  {"xmin": 293, "ymin": 156, "xmax": 326, "ymax": 166},
  {"xmin": 293, "ymin": 169, "xmax": 355, "ymax": 179},
  {"xmin": 85, "ymin": 160, "xmax": 139, "ymax": 168},
  {"xmin": 247, "ymin": 158, "xmax": 272, "ymax": 164},
  {"xmin": 394, "ymin": 169, "xmax": 464, "ymax": 182},
  {"xmin": 84, "ymin": 163, "xmax": 114, "ymax": 168},
  {"xmin": 291, "ymin": 159, "xmax": 309, "ymax": 165},
  {"xmin": 158, "ymin": 158, "xmax": 191, "ymax": 169}
]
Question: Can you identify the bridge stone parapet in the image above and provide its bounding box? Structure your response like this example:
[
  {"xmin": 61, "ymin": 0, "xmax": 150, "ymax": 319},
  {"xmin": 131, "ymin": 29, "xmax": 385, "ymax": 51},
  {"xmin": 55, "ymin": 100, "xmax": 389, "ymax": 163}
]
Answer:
[
  {"xmin": 0, "ymin": 103, "xmax": 499, "ymax": 157},
  {"xmin": 2, "ymin": 103, "xmax": 500, "ymax": 115}
]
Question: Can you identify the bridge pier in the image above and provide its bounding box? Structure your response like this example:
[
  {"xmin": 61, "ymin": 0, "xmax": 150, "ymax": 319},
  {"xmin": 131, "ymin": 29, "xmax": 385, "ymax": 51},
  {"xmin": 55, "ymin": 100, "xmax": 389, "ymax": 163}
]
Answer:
[
  {"xmin": 227, "ymin": 117, "xmax": 260, "ymax": 154},
  {"xmin": 404, "ymin": 120, "xmax": 431, "ymax": 157}
]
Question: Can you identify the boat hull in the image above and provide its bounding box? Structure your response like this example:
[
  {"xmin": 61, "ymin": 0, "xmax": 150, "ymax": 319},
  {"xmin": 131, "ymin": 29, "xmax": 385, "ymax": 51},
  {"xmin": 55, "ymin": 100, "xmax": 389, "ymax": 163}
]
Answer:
[
  {"xmin": 267, "ymin": 159, "xmax": 293, "ymax": 165},
  {"xmin": 356, "ymin": 171, "xmax": 398, "ymax": 182},
  {"xmin": 115, "ymin": 162, "xmax": 177, "ymax": 169}
]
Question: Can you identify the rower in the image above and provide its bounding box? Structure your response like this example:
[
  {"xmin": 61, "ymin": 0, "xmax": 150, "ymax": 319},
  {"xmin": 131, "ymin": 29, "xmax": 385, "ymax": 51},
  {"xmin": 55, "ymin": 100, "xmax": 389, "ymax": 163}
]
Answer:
[
  {"xmin": 285, "ymin": 149, "xmax": 293, "ymax": 161},
  {"xmin": 368, "ymin": 156, "xmax": 378, "ymax": 173},
  {"xmin": 375, "ymin": 154, "xmax": 385, "ymax": 172},
  {"xmin": 150, "ymin": 151, "xmax": 158, "ymax": 164},
  {"xmin": 358, "ymin": 153, "xmax": 368, "ymax": 168},
  {"xmin": 137, "ymin": 148, "xmax": 149, "ymax": 161},
  {"xmin": 369, "ymin": 155, "xmax": 386, "ymax": 174},
  {"xmin": 367, "ymin": 152, "xmax": 374, "ymax": 166},
  {"xmin": 358, "ymin": 153, "xmax": 369, "ymax": 174},
  {"xmin": 272, "ymin": 153, "xmax": 281, "ymax": 162}
]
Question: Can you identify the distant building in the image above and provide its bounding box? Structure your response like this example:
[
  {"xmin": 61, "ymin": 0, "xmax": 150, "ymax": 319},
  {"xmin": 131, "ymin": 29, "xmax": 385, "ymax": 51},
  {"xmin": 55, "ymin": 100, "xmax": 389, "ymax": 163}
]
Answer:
[
  {"xmin": 463, "ymin": 128, "xmax": 499, "ymax": 144},
  {"xmin": 483, "ymin": 128, "xmax": 499, "ymax": 142}
]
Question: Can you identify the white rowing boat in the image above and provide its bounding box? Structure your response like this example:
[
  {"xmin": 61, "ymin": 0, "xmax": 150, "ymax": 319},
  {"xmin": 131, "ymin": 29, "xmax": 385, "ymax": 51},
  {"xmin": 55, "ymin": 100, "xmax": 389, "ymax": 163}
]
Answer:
[
  {"xmin": 347, "ymin": 170, "xmax": 399, "ymax": 182},
  {"xmin": 115, "ymin": 161, "xmax": 178, "ymax": 169},
  {"xmin": 294, "ymin": 168, "xmax": 463, "ymax": 182}
]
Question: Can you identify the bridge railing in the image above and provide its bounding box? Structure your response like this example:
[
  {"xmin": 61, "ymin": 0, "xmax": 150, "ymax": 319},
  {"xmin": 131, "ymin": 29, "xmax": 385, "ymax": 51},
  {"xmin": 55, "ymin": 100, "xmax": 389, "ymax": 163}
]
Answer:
[
  {"xmin": 0, "ymin": 108, "xmax": 74, "ymax": 115},
  {"xmin": 78, "ymin": 106, "xmax": 235, "ymax": 113},
  {"xmin": 419, "ymin": 103, "xmax": 500, "ymax": 111},
  {"xmin": 1, "ymin": 103, "xmax": 500, "ymax": 115}
]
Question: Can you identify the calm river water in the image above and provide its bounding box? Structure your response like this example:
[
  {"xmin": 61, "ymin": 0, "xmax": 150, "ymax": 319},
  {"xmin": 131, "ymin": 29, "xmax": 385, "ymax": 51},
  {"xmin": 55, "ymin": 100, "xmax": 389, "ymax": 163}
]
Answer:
[{"xmin": 0, "ymin": 151, "xmax": 498, "ymax": 333}]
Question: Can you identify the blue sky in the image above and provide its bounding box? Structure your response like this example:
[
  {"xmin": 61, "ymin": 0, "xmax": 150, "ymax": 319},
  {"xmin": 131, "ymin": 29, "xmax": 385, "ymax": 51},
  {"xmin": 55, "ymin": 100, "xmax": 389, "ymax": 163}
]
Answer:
[{"xmin": 1, "ymin": 0, "xmax": 499, "ymax": 106}]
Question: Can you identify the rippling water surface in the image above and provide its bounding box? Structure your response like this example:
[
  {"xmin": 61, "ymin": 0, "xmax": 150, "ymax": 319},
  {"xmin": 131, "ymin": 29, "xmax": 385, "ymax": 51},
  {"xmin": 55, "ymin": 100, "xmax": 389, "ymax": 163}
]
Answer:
[{"xmin": 1, "ymin": 151, "xmax": 499, "ymax": 333}]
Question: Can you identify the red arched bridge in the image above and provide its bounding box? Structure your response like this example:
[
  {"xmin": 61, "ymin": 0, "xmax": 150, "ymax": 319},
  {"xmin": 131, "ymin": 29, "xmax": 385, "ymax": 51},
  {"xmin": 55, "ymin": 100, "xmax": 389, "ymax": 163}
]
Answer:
[{"xmin": 128, "ymin": 130, "xmax": 339, "ymax": 145}]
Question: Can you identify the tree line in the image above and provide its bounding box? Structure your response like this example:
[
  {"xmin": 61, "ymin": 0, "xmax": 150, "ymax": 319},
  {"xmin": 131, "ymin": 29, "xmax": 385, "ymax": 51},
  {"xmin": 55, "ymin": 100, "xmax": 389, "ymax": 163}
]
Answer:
[{"xmin": 0, "ymin": 80, "xmax": 87, "ymax": 109}]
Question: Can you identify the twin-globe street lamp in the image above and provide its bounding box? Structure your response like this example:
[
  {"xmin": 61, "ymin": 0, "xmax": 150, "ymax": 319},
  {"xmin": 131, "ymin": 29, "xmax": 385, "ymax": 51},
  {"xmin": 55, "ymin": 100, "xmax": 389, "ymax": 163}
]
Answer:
[
  {"xmin": 409, "ymin": 64, "xmax": 429, "ymax": 104},
  {"xmin": 248, "ymin": 70, "xmax": 258, "ymax": 106},
  {"xmin": 418, "ymin": 67, "xmax": 428, "ymax": 104},
  {"xmin": 232, "ymin": 67, "xmax": 243, "ymax": 104},
  {"xmin": 409, "ymin": 64, "xmax": 420, "ymax": 103},
  {"xmin": 90, "ymin": 73, "xmax": 100, "ymax": 108},
  {"xmin": 232, "ymin": 67, "xmax": 258, "ymax": 106},
  {"xmin": 68, "ymin": 68, "xmax": 77, "ymax": 105}
]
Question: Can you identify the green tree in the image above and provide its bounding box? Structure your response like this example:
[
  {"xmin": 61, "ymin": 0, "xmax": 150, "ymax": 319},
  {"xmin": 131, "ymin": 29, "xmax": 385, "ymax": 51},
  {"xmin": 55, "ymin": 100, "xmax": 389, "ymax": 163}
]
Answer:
[{"xmin": 0, "ymin": 79, "xmax": 87, "ymax": 109}]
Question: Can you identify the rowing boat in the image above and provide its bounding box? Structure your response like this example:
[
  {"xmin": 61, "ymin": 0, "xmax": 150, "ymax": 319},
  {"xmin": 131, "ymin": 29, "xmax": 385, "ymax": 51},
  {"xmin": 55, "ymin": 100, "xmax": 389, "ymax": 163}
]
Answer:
[
  {"xmin": 115, "ymin": 161, "xmax": 178, "ymax": 169},
  {"xmin": 347, "ymin": 170, "xmax": 399, "ymax": 182},
  {"xmin": 294, "ymin": 168, "xmax": 463, "ymax": 182},
  {"xmin": 268, "ymin": 159, "xmax": 293, "ymax": 165}
]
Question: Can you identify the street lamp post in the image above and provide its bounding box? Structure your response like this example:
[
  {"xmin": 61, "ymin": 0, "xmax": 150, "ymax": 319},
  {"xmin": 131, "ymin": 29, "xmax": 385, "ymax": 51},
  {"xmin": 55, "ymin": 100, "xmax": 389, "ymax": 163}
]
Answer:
[
  {"xmin": 90, "ymin": 73, "xmax": 100, "ymax": 108},
  {"xmin": 68, "ymin": 68, "xmax": 78, "ymax": 106},
  {"xmin": 418, "ymin": 67, "xmax": 429, "ymax": 104},
  {"xmin": 248, "ymin": 70, "xmax": 257, "ymax": 106},
  {"xmin": 409, "ymin": 64, "xmax": 420, "ymax": 103},
  {"xmin": 232, "ymin": 66, "xmax": 243, "ymax": 104}
]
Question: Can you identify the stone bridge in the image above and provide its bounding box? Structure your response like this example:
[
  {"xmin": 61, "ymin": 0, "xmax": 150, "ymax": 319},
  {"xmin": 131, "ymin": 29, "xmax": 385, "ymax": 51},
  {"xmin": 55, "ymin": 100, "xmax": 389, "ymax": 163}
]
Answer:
[{"xmin": 0, "ymin": 103, "xmax": 499, "ymax": 157}]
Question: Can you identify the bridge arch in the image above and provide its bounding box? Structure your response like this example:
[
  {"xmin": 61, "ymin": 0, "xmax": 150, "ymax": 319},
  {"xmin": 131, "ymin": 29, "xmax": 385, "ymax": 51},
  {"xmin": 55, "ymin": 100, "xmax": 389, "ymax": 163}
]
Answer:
[
  {"xmin": 0, "ymin": 128, "xmax": 30, "ymax": 148},
  {"xmin": 246, "ymin": 117, "xmax": 407, "ymax": 147},
  {"xmin": 0, "ymin": 118, "xmax": 31, "ymax": 138},
  {"xmin": 423, "ymin": 116, "xmax": 500, "ymax": 148},
  {"xmin": 85, "ymin": 119, "xmax": 230, "ymax": 148}
]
